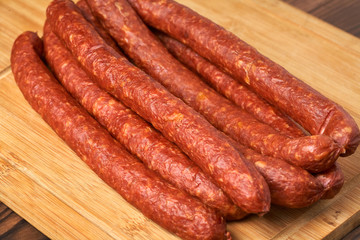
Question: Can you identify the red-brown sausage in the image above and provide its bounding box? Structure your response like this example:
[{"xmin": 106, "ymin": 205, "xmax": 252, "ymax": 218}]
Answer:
[
  {"xmin": 47, "ymin": 0, "xmax": 270, "ymax": 214},
  {"xmin": 183, "ymin": 29, "xmax": 344, "ymax": 202},
  {"xmin": 244, "ymin": 150, "xmax": 323, "ymax": 207},
  {"xmin": 11, "ymin": 31, "xmax": 228, "ymax": 240},
  {"xmin": 154, "ymin": 33, "xmax": 345, "ymax": 201},
  {"xmin": 69, "ymin": 5, "xmax": 335, "ymax": 205},
  {"xmin": 221, "ymin": 137, "xmax": 324, "ymax": 208},
  {"xmin": 76, "ymin": 0, "xmax": 121, "ymax": 53},
  {"xmin": 86, "ymin": 0, "xmax": 340, "ymax": 173},
  {"xmin": 83, "ymin": 0, "xmax": 327, "ymax": 206},
  {"xmin": 315, "ymin": 163, "xmax": 344, "ymax": 199},
  {"xmin": 43, "ymin": 20, "xmax": 244, "ymax": 220},
  {"xmin": 156, "ymin": 32, "xmax": 304, "ymax": 138},
  {"xmin": 153, "ymin": 26, "xmax": 344, "ymax": 202},
  {"xmin": 127, "ymin": 0, "xmax": 360, "ymax": 156}
]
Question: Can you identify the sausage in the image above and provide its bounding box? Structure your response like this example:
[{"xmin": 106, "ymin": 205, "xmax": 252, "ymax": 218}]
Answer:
[
  {"xmin": 42, "ymin": 20, "xmax": 245, "ymax": 220},
  {"xmin": 156, "ymin": 32, "xmax": 304, "ymax": 138},
  {"xmin": 235, "ymin": 136, "xmax": 342, "ymax": 204},
  {"xmin": 315, "ymin": 163, "xmax": 344, "ymax": 199},
  {"xmin": 155, "ymin": 33, "xmax": 342, "ymax": 201},
  {"xmin": 11, "ymin": 31, "xmax": 228, "ymax": 240},
  {"xmin": 219, "ymin": 136, "xmax": 323, "ymax": 208},
  {"xmin": 244, "ymin": 150, "xmax": 323, "ymax": 207},
  {"xmin": 127, "ymin": 0, "xmax": 360, "ymax": 156},
  {"xmin": 47, "ymin": 0, "xmax": 270, "ymax": 214},
  {"xmin": 76, "ymin": 5, "xmax": 334, "ymax": 205},
  {"xmin": 86, "ymin": 0, "xmax": 340, "ymax": 173},
  {"xmin": 152, "ymin": 33, "xmax": 344, "ymax": 202},
  {"xmin": 227, "ymin": 126, "xmax": 341, "ymax": 203},
  {"xmin": 84, "ymin": 0, "xmax": 329, "ymax": 205},
  {"xmin": 76, "ymin": 0, "xmax": 121, "ymax": 53}
]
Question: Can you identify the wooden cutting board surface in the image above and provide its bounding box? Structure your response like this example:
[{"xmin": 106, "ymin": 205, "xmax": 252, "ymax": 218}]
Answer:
[{"xmin": 1, "ymin": 0, "xmax": 360, "ymax": 239}]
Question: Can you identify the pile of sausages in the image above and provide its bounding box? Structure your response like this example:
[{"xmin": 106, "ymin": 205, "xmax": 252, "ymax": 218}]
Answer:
[{"xmin": 11, "ymin": 0, "xmax": 360, "ymax": 239}]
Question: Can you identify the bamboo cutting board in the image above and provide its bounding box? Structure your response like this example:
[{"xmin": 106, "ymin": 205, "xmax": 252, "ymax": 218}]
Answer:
[{"xmin": 1, "ymin": 0, "xmax": 360, "ymax": 239}]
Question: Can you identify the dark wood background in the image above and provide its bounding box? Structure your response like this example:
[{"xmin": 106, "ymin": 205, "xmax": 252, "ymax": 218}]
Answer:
[
  {"xmin": 284, "ymin": 0, "xmax": 360, "ymax": 37},
  {"xmin": 1, "ymin": 0, "xmax": 359, "ymax": 239}
]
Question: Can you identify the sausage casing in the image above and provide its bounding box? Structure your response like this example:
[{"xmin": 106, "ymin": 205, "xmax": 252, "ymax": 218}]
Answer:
[
  {"xmin": 47, "ymin": 0, "xmax": 271, "ymax": 214},
  {"xmin": 43, "ymin": 20, "xmax": 244, "ymax": 220},
  {"xmin": 86, "ymin": 0, "xmax": 340, "ymax": 173},
  {"xmin": 11, "ymin": 31, "xmax": 228, "ymax": 240},
  {"xmin": 127, "ymin": 0, "xmax": 360, "ymax": 156},
  {"xmin": 157, "ymin": 32, "xmax": 304, "ymax": 138},
  {"xmin": 315, "ymin": 163, "xmax": 344, "ymax": 199},
  {"xmin": 76, "ymin": 0, "xmax": 121, "ymax": 53}
]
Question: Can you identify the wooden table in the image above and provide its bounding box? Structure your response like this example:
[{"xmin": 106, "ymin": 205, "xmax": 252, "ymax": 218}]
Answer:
[{"xmin": 0, "ymin": 0, "xmax": 359, "ymax": 239}]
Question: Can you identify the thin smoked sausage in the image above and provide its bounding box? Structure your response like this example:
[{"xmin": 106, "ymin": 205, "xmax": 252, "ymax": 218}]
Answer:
[
  {"xmin": 47, "ymin": 0, "xmax": 270, "ymax": 214},
  {"xmin": 315, "ymin": 163, "xmax": 344, "ymax": 199},
  {"xmin": 78, "ymin": 5, "xmax": 342, "ymax": 202},
  {"xmin": 76, "ymin": 0, "xmax": 121, "ymax": 53},
  {"xmin": 86, "ymin": 0, "xmax": 340, "ymax": 173},
  {"xmin": 11, "ymin": 31, "xmax": 227, "ymax": 240},
  {"xmin": 221, "ymin": 137, "xmax": 324, "ymax": 208},
  {"xmin": 156, "ymin": 32, "xmax": 304, "ymax": 138},
  {"xmin": 43, "ymin": 20, "xmax": 244, "ymax": 220},
  {"xmin": 127, "ymin": 0, "xmax": 360, "ymax": 156}
]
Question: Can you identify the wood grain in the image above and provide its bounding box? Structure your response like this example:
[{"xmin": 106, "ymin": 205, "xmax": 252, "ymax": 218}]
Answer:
[
  {"xmin": 282, "ymin": 0, "xmax": 360, "ymax": 37},
  {"xmin": 0, "ymin": 0, "xmax": 360, "ymax": 239},
  {"xmin": 0, "ymin": 202, "xmax": 48, "ymax": 240},
  {"xmin": 0, "ymin": 0, "xmax": 49, "ymax": 70},
  {"xmin": 343, "ymin": 226, "xmax": 360, "ymax": 240}
]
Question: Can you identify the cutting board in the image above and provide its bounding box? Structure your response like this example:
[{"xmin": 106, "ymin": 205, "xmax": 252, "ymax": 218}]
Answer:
[{"xmin": 1, "ymin": 0, "xmax": 360, "ymax": 239}]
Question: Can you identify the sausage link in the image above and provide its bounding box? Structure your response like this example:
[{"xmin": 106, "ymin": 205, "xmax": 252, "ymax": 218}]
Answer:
[
  {"xmin": 156, "ymin": 32, "xmax": 304, "ymax": 138},
  {"xmin": 76, "ymin": 0, "xmax": 121, "ymax": 53},
  {"xmin": 127, "ymin": 0, "xmax": 360, "ymax": 156},
  {"xmin": 86, "ymin": 0, "xmax": 340, "ymax": 173},
  {"xmin": 154, "ymin": 33, "xmax": 343, "ymax": 201},
  {"xmin": 246, "ymin": 152, "xmax": 323, "ymax": 208},
  {"xmin": 82, "ymin": 0, "xmax": 340, "ymax": 201},
  {"xmin": 69, "ymin": 2, "xmax": 328, "ymax": 206},
  {"xmin": 232, "ymin": 142, "xmax": 324, "ymax": 208},
  {"xmin": 11, "ymin": 31, "xmax": 228, "ymax": 240},
  {"xmin": 155, "ymin": 29, "xmax": 342, "ymax": 201},
  {"xmin": 47, "ymin": 0, "xmax": 270, "ymax": 214},
  {"xmin": 315, "ymin": 163, "xmax": 344, "ymax": 199},
  {"xmin": 43, "ymin": 20, "xmax": 244, "ymax": 220}
]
